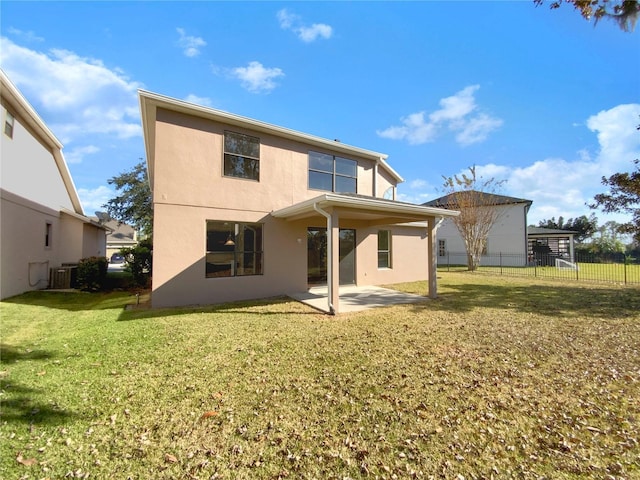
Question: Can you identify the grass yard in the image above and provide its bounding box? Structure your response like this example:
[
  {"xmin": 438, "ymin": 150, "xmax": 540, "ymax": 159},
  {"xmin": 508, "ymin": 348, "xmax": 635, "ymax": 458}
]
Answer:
[{"xmin": 1, "ymin": 273, "xmax": 639, "ymax": 479}]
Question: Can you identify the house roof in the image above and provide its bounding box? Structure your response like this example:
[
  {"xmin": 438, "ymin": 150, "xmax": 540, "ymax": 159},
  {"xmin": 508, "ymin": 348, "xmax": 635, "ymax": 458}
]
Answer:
[
  {"xmin": 272, "ymin": 193, "xmax": 459, "ymax": 223},
  {"xmin": 138, "ymin": 89, "xmax": 404, "ymax": 190},
  {"xmin": 0, "ymin": 69, "xmax": 85, "ymax": 216},
  {"xmin": 527, "ymin": 226, "xmax": 577, "ymax": 236},
  {"xmin": 423, "ymin": 190, "xmax": 532, "ymax": 209}
]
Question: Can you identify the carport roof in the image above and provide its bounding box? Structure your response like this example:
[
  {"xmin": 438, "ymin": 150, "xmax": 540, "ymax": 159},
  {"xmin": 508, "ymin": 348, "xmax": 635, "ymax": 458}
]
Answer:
[{"xmin": 271, "ymin": 193, "xmax": 459, "ymax": 223}]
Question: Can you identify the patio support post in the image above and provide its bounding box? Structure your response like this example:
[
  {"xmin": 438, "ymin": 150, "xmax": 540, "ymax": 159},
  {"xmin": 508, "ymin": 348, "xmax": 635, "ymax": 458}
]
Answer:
[
  {"xmin": 313, "ymin": 203, "xmax": 338, "ymax": 314},
  {"xmin": 329, "ymin": 210, "xmax": 340, "ymax": 313},
  {"xmin": 427, "ymin": 216, "xmax": 438, "ymax": 299}
]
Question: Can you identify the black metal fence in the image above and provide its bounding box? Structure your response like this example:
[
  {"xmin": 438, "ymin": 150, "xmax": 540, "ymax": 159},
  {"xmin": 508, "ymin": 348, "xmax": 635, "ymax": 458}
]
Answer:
[{"xmin": 438, "ymin": 252, "xmax": 640, "ymax": 285}]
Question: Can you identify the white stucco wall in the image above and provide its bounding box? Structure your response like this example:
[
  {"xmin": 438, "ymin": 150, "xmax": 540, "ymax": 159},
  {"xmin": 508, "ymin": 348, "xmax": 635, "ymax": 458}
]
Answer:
[{"xmin": 0, "ymin": 112, "xmax": 74, "ymax": 212}]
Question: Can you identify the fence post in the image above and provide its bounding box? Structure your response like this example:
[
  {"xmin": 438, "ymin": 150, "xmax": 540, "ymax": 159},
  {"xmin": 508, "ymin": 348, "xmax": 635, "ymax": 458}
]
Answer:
[
  {"xmin": 624, "ymin": 256, "xmax": 628, "ymax": 285},
  {"xmin": 447, "ymin": 252, "xmax": 450, "ymax": 272},
  {"xmin": 500, "ymin": 252, "xmax": 503, "ymax": 275}
]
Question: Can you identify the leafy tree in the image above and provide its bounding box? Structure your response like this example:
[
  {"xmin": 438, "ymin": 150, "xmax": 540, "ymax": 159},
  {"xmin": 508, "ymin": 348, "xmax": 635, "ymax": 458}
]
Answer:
[
  {"xmin": 535, "ymin": 0, "xmax": 640, "ymax": 31},
  {"xmin": 440, "ymin": 166, "xmax": 506, "ymax": 271},
  {"xmin": 103, "ymin": 161, "xmax": 153, "ymax": 237},
  {"xmin": 536, "ymin": 214, "xmax": 598, "ymax": 242},
  {"xmin": 590, "ymin": 158, "xmax": 640, "ymax": 243}
]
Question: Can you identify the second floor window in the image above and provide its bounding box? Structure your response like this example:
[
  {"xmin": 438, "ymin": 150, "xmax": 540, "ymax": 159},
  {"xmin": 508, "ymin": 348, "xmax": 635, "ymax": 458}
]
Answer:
[
  {"xmin": 4, "ymin": 110, "xmax": 15, "ymax": 139},
  {"xmin": 308, "ymin": 151, "xmax": 357, "ymax": 194},
  {"xmin": 224, "ymin": 131, "xmax": 260, "ymax": 181}
]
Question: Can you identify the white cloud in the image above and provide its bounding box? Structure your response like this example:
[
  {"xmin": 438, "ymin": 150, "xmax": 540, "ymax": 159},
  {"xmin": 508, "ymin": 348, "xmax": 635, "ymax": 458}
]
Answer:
[
  {"xmin": 377, "ymin": 85, "xmax": 502, "ymax": 146},
  {"xmin": 409, "ymin": 179, "xmax": 428, "ymax": 189},
  {"xmin": 77, "ymin": 185, "xmax": 115, "ymax": 214},
  {"xmin": 65, "ymin": 145, "xmax": 100, "ymax": 164},
  {"xmin": 6, "ymin": 27, "xmax": 44, "ymax": 42},
  {"xmin": 184, "ymin": 94, "xmax": 212, "ymax": 107},
  {"xmin": 403, "ymin": 103, "xmax": 640, "ymax": 225},
  {"xmin": 277, "ymin": 9, "xmax": 333, "ymax": 42},
  {"xmin": 176, "ymin": 28, "xmax": 206, "ymax": 57},
  {"xmin": 231, "ymin": 61, "xmax": 284, "ymax": 93},
  {"xmin": 0, "ymin": 37, "xmax": 142, "ymax": 144}
]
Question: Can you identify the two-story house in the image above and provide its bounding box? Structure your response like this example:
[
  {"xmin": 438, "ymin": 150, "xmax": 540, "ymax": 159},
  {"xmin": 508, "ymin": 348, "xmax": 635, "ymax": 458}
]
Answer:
[
  {"xmin": 1, "ymin": 69, "xmax": 107, "ymax": 299},
  {"xmin": 139, "ymin": 90, "xmax": 458, "ymax": 313},
  {"xmin": 423, "ymin": 192, "xmax": 532, "ymax": 267}
]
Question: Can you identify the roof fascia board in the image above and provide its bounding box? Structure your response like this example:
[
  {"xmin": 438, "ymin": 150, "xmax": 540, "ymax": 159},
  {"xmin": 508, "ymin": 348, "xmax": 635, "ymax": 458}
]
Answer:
[
  {"xmin": 272, "ymin": 193, "xmax": 460, "ymax": 219},
  {"xmin": 138, "ymin": 89, "xmax": 403, "ymax": 183}
]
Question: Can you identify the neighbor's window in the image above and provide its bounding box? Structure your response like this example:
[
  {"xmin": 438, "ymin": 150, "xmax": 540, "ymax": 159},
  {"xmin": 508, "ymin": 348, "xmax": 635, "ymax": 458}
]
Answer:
[
  {"xmin": 438, "ymin": 239, "xmax": 446, "ymax": 257},
  {"xmin": 223, "ymin": 131, "xmax": 260, "ymax": 181},
  {"xmin": 45, "ymin": 222, "xmax": 52, "ymax": 248},
  {"xmin": 308, "ymin": 151, "xmax": 357, "ymax": 193},
  {"xmin": 4, "ymin": 110, "xmax": 14, "ymax": 139},
  {"xmin": 378, "ymin": 230, "xmax": 391, "ymax": 268},
  {"xmin": 206, "ymin": 221, "xmax": 263, "ymax": 278}
]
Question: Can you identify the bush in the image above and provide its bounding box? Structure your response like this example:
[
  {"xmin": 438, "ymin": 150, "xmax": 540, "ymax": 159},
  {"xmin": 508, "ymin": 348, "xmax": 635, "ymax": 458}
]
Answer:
[
  {"xmin": 77, "ymin": 256, "xmax": 108, "ymax": 291},
  {"xmin": 121, "ymin": 239, "xmax": 152, "ymax": 288}
]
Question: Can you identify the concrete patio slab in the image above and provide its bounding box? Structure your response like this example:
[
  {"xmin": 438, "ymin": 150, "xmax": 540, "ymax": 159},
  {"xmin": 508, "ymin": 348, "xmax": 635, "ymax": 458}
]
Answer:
[{"xmin": 288, "ymin": 285, "xmax": 428, "ymax": 313}]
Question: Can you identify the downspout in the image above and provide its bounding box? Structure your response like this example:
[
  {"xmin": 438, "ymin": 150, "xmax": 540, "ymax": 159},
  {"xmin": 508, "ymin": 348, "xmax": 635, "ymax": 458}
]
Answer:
[
  {"xmin": 313, "ymin": 203, "xmax": 336, "ymax": 315},
  {"xmin": 373, "ymin": 162, "xmax": 378, "ymax": 197}
]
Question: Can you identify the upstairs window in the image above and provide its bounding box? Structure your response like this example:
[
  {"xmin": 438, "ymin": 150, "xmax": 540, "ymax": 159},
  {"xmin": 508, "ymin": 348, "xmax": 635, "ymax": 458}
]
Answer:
[
  {"xmin": 223, "ymin": 131, "xmax": 260, "ymax": 181},
  {"xmin": 206, "ymin": 221, "xmax": 263, "ymax": 278},
  {"xmin": 378, "ymin": 230, "xmax": 391, "ymax": 268},
  {"xmin": 4, "ymin": 110, "xmax": 14, "ymax": 139},
  {"xmin": 45, "ymin": 222, "xmax": 52, "ymax": 248},
  {"xmin": 309, "ymin": 151, "xmax": 357, "ymax": 193}
]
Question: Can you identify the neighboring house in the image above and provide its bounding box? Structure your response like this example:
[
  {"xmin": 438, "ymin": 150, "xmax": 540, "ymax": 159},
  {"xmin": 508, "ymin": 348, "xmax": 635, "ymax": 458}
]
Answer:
[
  {"xmin": 0, "ymin": 70, "xmax": 107, "ymax": 299},
  {"xmin": 527, "ymin": 227, "xmax": 576, "ymax": 264},
  {"xmin": 102, "ymin": 220, "xmax": 138, "ymax": 260},
  {"xmin": 139, "ymin": 90, "xmax": 458, "ymax": 312},
  {"xmin": 423, "ymin": 192, "xmax": 532, "ymax": 267}
]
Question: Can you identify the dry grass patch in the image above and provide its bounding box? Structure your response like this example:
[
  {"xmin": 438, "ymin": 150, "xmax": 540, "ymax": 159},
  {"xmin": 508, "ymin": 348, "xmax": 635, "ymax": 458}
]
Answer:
[{"xmin": 1, "ymin": 274, "xmax": 639, "ymax": 479}]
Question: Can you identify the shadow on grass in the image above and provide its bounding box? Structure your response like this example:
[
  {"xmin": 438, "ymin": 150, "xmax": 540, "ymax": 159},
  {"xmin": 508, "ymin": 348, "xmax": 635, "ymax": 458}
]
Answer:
[
  {"xmin": 117, "ymin": 295, "xmax": 322, "ymax": 321},
  {"xmin": 408, "ymin": 279, "xmax": 640, "ymax": 319},
  {"xmin": 2, "ymin": 290, "xmax": 136, "ymax": 312},
  {"xmin": 0, "ymin": 344, "xmax": 75, "ymax": 426}
]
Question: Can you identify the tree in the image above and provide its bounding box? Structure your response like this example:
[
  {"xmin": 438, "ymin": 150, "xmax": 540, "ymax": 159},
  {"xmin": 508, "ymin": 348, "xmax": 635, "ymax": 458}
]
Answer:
[
  {"xmin": 535, "ymin": 0, "xmax": 640, "ymax": 31},
  {"xmin": 536, "ymin": 213, "xmax": 598, "ymax": 242},
  {"xmin": 103, "ymin": 161, "xmax": 153, "ymax": 237},
  {"xmin": 590, "ymin": 158, "xmax": 640, "ymax": 243},
  {"xmin": 441, "ymin": 166, "xmax": 506, "ymax": 271}
]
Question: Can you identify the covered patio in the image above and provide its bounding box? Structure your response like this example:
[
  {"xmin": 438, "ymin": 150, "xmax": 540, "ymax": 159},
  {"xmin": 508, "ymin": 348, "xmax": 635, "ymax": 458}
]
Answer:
[
  {"xmin": 272, "ymin": 193, "xmax": 458, "ymax": 314},
  {"xmin": 289, "ymin": 284, "xmax": 428, "ymax": 313}
]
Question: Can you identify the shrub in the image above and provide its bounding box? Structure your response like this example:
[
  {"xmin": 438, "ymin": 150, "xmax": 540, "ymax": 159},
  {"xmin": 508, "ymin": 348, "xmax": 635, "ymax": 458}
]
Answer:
[
  {"xmin": 77, "ymin": 256, "xmax": 108, "ymax": 291},
  {"xmin": 121, "ymin": 239, "xmax": 152, "ymax": 287}
]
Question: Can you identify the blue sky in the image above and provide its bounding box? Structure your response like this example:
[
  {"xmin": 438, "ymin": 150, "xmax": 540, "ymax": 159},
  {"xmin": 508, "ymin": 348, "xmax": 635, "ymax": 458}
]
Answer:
[{"xmin": 1, "ymin": 1, "xmax": 639, "ymax": 227}]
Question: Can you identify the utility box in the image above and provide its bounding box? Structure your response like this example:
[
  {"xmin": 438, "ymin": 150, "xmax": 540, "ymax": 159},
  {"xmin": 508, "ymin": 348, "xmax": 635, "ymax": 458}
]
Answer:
[{"xmin": 49, "ymin": 265, "xmax": 78, "ymax": 289}]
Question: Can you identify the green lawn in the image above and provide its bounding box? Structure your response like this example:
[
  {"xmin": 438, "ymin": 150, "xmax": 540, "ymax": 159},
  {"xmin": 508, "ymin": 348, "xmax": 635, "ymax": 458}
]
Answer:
[{"xmin": 1, "ymin": 274, "xmax": 639, "ymax": 479}]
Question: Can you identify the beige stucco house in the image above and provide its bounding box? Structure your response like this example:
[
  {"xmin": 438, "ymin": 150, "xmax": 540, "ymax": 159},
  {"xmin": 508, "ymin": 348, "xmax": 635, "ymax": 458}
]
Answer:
[
  {"xmin": 1, "ymin": 70, "xmax": 107, "ymax": 299},
  {"xmin": 140, "ymin": 90, "xmax": 458, "ymax": 313}
]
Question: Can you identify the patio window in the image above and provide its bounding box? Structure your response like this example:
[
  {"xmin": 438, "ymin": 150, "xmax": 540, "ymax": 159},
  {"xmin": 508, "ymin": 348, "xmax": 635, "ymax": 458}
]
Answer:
[
  {"xmin": 4, "ymin": 110, "xmax": 14, "ymax": 139},
  {"xmin": 378, "ymin": 230, "xmax": 391, "ymax": 268},
  {"xmin": 206, "ymin": 221, "xmax": 263, "ymax": 278},
  {"xmin": 308, "ymin": 151, "xmax": 357, "ymax": 193},
  {"xmin": 438, "ymin": 239, "xmax": 446, "ymax": 257},
  {"xmin": 223, "ymin": 131, "xmax": 260, "ymax": 181}
]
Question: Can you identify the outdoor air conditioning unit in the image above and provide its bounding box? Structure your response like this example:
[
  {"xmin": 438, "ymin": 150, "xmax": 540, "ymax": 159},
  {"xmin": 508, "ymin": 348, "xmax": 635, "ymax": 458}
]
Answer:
[{"xmin": 49, "ymin": 265, "xmax": 78, "ymax": 289}]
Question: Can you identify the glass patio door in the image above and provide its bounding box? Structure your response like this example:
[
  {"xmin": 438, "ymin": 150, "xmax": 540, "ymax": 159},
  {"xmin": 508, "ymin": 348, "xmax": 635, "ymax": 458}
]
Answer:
[{"xmin": 307, "ymin": 227, "xmax": 356, "ymax": 286}]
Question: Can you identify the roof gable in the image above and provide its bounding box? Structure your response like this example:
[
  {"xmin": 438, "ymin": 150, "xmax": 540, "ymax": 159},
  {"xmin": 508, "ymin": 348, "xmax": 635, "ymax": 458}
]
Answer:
[{"xmin": 0, "ymin": 69, "xmax": 85, "ymax": 216}]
